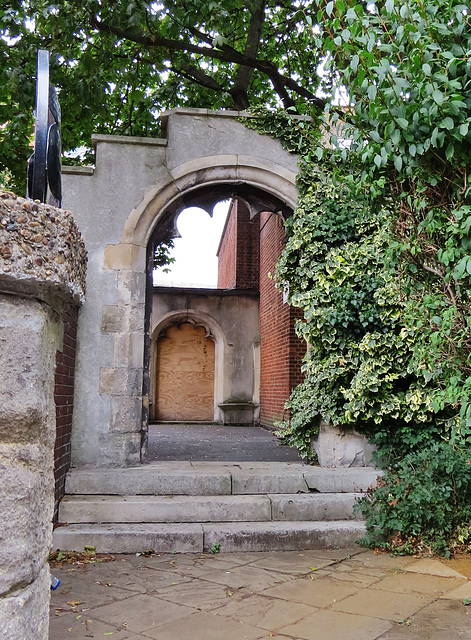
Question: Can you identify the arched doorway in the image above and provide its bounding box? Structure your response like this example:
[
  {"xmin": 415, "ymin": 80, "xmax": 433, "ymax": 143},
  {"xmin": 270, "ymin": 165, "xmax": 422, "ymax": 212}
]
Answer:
[
  {"xmin": 142, "ymin": 183, "xmax": 302, "ymax": 459},
  {"xmin": 155, "ymin": 322, "xmax": 215, "ymax": 421},
  {"xmin": 62, "ymin": 109, "xmax": 302, "ymax": 467}
]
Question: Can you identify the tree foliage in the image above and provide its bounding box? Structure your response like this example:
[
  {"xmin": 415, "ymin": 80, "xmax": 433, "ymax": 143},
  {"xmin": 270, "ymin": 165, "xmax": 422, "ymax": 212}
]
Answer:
[
  {"xmin": 1, "ymin": 1, "xmax": 322, "ymax": 193},
  {"xmin": 315, "ymin": 0, "xmax": 471, "ymax": 442}
]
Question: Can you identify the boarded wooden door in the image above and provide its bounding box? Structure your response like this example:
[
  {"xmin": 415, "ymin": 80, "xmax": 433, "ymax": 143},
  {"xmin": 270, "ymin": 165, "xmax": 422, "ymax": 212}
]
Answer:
[{"xmin": 156, "ymin": 322, "xmax": 215, "ymax": 421}]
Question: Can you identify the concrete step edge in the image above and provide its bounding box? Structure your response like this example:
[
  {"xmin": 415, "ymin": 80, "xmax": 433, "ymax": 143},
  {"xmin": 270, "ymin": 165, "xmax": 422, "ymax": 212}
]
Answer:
[
  {"xmin": 59, "ymin": 492, "xmax": 364, "ymax": 523},
  {"xmin": 65, "ymin": 465, "xmax": 382, "ymax": 495},
  {"xmin": 58, "ymin": 494, "xmax": 272, "ymax": 524},
  {"xmin": 58, "ymin": 493, "xmax": 365, "ymax": 524},
  {"xmin": 52, "ymin": 520, "xmax": 366, "ymax": 554}
]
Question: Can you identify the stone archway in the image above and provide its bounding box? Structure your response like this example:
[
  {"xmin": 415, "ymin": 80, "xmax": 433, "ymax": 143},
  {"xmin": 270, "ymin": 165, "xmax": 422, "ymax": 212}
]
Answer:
[{"xmin": 61, "ymin": 108, "xmax": 299, "ymax": 468}]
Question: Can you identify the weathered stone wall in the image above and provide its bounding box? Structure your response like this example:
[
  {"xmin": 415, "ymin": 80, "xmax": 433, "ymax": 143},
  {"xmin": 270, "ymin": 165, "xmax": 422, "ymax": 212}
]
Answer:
[
  {"xmin": 0, "ymin": 192, "xmax": 86, "ymax": 640},
  {"xmin": 61, "ymin": 108, "xmax": 298, "ymax": 467}
]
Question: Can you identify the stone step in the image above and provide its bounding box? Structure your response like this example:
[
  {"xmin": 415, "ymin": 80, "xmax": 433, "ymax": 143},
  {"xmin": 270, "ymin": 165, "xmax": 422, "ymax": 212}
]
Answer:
[
  {"xmin": 270, "ymin": 493, "xmax": 362, "ymax": 521},
  {"xmin": 52, "ymin": 520, "xmax": 366, "ymax": 554},
  {"xmin": 65, "ymin": 462, "xmax": 381, "ymax": 496},
  {"xmin": 58, "ymin": 493, "xmax": 363, "ymax": 524}
]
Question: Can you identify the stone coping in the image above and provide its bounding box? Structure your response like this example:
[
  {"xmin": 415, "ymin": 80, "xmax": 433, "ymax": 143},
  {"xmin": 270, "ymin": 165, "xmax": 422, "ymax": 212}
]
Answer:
[
  {"xmin": 0, "ymin": 192, "xmax": 87, "ymax": 304},
  {"xmin": 61, "ymin": 165, "xmax": 95, "ymax": 175},
  {"xmin": 91, "ymin": 133, "xmax": 167, "ymax": 148}
]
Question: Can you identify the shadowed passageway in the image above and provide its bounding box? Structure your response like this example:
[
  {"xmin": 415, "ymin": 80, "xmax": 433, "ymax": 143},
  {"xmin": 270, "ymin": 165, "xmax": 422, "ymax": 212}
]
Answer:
[{"xmin": 147, "ymin": 423, "xmax": 303, "ymax": 463}]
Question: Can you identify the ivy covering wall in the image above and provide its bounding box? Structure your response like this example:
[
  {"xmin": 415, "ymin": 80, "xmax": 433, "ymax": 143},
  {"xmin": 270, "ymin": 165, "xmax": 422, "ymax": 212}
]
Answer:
[{"xmin": 242, "ymin": 0, "xmax": 471, "ymax": 554}]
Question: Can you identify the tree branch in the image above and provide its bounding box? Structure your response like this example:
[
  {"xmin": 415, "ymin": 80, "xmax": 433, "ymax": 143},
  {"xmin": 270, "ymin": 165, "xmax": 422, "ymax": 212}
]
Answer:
[
  {"xmin": 230, "ymin": 0, "xmax": 266, "ymax": 110},
  {"xmin": 178, "ymin": 63, "xmax": 224, "ymax": 93},
  {"xmin": 90, "ymin": 14, "xmax": 325, "ymax": 109}
]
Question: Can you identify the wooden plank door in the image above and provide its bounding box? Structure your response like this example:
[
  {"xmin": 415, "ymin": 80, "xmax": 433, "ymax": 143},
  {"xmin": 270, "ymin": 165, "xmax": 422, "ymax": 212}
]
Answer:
[{"xmin": 156, "ymin": 322, "xmax": 215, "ymax": 421}]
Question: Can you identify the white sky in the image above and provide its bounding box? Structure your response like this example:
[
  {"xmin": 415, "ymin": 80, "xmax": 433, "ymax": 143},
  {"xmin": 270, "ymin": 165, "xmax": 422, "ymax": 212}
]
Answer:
[{"xmin": 153, "ymin": 200, "xmax": 230, "ymax": 288}]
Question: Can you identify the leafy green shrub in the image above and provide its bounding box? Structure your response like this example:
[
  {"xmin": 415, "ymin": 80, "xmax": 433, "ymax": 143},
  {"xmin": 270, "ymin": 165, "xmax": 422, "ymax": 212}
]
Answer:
[{"xmin": 356, "ymin": 442, "xmax": 471, "ymax": 557}]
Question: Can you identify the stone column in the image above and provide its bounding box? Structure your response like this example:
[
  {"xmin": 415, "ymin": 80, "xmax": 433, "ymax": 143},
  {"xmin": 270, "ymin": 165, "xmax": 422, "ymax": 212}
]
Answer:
[{"xmin": 0, "ymin": 192, "xmax": 86, "ymax": 640}]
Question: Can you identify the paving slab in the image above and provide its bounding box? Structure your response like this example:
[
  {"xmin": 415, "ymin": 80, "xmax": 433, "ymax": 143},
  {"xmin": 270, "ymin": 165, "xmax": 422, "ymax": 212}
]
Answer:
[
  {"xmin": 404, "ymin": 557, "xmax": 467, "ymax": 579},
  {"xmin": 214, "ymin": 593, "xmax": 318, "ymax": 630},
  {"xmin": 198, "ymin": 563, "xmax": 295, "ymax": 591},
  {"xmin": 331, "ymin": 587, "xmax": 431, "ymax": 620},
  {"xmin": 313, "ymin": 567, "xmax": 385, "ymax": 587},
  {"xmin": 83, "ymin": 563, "xmax": 191, "ymax": 594},
  {"xmin": 378, "ymin": 598, "xmax": 471, "ymax": 639},
  {"xmin": 261, "ymin": 574, "xmax": 362, "ymax": 608},
  {"xmin": 49, "ymin": 568, "xmax": 142, "ymax": 611},
  {"xmin": 280, "ymin": 608, "xmax": 393, "ymax": 640},
  {"xmin": 150, "ymin": 577, "xmax": 247, "ymax": 611},
  {"xmin": 86, "ymin": 593, "xmax": 196, "ymax": 634},
  {"xmin": 48, "ymin": 611, "xmax": 144, "ymax": 640},
  {"xmin": 249, "ymin": 549, "xmax": 341, "ymax": 574},
  {"xmin": 439, "ymin": 580, "xmax": 471, "ymax": 601},
  {"xmin": 371, "ymin": 571, "xmax": 467, "ymax": 596},
  {"xmin": 139, "ymin": 609, "xmax": 267, "ymax": 640},
  {"xmin": 48, "ymin": 549, "xmax": 471, "ymax": 640}
]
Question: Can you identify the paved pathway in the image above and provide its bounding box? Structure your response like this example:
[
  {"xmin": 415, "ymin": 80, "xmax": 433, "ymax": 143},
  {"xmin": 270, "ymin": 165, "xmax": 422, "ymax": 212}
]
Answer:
[
  {"xmin": 49, "ymin": 548, "xmax": 471, "ymax": 639},
  {"xmin": 147, "ymin": 423, "xmax": 303, "ymax": 462}
]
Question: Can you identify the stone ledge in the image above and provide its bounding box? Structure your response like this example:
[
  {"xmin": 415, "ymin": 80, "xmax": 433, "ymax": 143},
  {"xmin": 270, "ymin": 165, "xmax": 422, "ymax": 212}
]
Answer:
[
  {"xmin": 91, "ymin": 133, "xmax": 167, "ymax": 148},
  {"xmin": 61, "ymin": 165, "xmax": 94, "ymax": 175},
  {"xmin": 0, "ymin": 192, "xmax": 87, "ymax": 304}
]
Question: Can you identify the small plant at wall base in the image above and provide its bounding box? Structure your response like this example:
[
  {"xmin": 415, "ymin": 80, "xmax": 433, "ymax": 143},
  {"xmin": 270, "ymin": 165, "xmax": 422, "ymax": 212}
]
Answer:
[{"xmin": 355, "ymin": 443, "xmax": 471, "ymax": 558}]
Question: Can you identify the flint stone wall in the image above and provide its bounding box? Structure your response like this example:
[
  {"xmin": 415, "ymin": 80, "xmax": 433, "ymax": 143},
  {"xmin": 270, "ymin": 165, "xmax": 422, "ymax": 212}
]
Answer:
[{"xmin": 0, "ymin": 192, "xmax": 86, "ymax": 640}]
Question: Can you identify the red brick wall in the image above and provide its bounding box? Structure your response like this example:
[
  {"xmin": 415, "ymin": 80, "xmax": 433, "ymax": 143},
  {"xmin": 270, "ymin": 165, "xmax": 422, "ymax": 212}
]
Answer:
[
  {"xmin": 54, "ymin": 303, "xmax": 78, "ymax": 522},
  {"xmin": 217, "ymin": 201, "xmax": 237, "ymax": 289},
  {"xmin": 217, "ymin": 199, "xmax": 305, "ymax": 428},
  {"xmin": 259, "ymin": 212, "xmax": 306, "ymax": 428},
  {"xmin": 217, "ymin": 199, "xmax": 259, "ymax": 290},
  {"xmin": 235, "ymin": 200, "xmax": 260, "ymax": 290},
  {"xmin": 289, "ymin": 306, "xmax": 306, "ymax": 390}
]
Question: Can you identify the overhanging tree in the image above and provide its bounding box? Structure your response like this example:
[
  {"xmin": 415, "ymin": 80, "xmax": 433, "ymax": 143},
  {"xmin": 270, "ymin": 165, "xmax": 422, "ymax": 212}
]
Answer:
[{"xmin": 1, "ymin": 1, "xmax": 324, "ymax": 192}]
